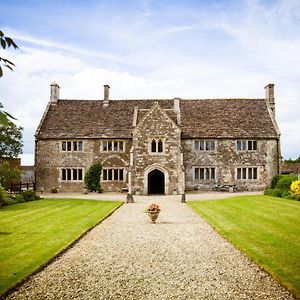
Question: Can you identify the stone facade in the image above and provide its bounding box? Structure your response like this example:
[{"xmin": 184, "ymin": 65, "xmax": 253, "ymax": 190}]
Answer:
[{"xmin": 35, "ymin": 83, "xmax": 280, "ymax": 194}]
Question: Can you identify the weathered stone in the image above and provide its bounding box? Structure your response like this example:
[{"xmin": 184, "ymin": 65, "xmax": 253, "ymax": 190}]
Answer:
[
  {"xmin": 35, "ymin": 84, "xmax": 281, "ymax": 194},
  {"xmin": 126, "ymin": 193, "xmax": 134, "ymax": 203}
]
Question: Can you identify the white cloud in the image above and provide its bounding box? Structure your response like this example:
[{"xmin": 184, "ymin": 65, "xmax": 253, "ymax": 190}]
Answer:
[{"xmin": 1, "ymin": 0, "xmax": 300, "ymax": 164}]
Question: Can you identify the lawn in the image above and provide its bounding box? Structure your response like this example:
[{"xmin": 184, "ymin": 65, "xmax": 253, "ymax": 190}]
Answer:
[
  {"xmin": 0, "ymin": 198, "xmax": 122, "ymax": 296},
  {"xmin": 188, "ymin": 195, "xmax": 300, "ymax": 298}
]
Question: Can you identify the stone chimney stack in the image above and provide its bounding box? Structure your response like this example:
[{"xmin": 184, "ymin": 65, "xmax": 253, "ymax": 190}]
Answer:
[
  {"xmin": 173, "ymin": 97, "xmax": 181, "ymax": 125},
  {"xmin": 265, "ymin": 83, "xmax": 275, "ymax": 119},
  {"xmin": 50, "ymin": 82, "xmax": 60, "ymax": 103},
  {"xmin": 103, "ymin": 84, "xmax": 110, "ymax": 107}
]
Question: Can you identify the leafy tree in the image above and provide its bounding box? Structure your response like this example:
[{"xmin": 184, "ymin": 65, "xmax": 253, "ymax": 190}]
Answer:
[
  {"xmin": 0, "ymin": 161, "xmax": 21, "ymax": 190},
  {"xmin": 0, "ymin": 119, "xmax": 23, "ymax": 158},
  {"xmin": 84, "ymin": 162, "xmax": 102, "ymax": 192},
  {"xmin": 284, "ymin": 156, "xmax": 300, "ymax": 164},
  {"xmin": 0, "ymin": 30, "xmax": 18, "ymax": 126},
  {"xmin": 0, "ymin": 30, "xmax": 18, "ymax": 77}
]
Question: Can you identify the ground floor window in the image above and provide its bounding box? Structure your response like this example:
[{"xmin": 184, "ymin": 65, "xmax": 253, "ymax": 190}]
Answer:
[
  {"xmin": 194, "ymin": 167, "xmax": 216, "ymax": 180},
  {"xmin": 102, "ymin": 168, "xmax": 124, "ymax": 181},
  {"xmin": 236, "ymin": 167, "xmax": 258, "ymax": 180},
  {"xmin": 61, "ymin": 168, "xmax": 83, "ymax": 181}
]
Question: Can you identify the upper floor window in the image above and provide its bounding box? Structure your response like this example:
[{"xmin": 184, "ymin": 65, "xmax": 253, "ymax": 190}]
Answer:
[
  {"xmin": 102, "ymin": 140, "xmax": 124, "ymax": 152},
  {"xmin": 236, "ymin": 167, "xmax": 258, "ymax": 180},
  {"xmin": 102, "ymin": 168, "xmax": 124, "ymax": 181},
  {"xmin": 61, "ymin": 168, "xmax": 83, "ymax": 181},
  {"xmin": 61, "ymin": 141, "xmax": 83, "ymax": 152},
  {"xmin": 151, "ymin": 139, "xmax": 163, "ymax": 153},
  {"xmin": 236, "ymin": 140, "xmax": 257, "ymax": 151},
  {"xmin": 194, "ymin": 167, "xmax": 216, "ymax": 180},
  {"xmin": 194, "ymin": 140, "xmax": 215, "ymax": 151}
]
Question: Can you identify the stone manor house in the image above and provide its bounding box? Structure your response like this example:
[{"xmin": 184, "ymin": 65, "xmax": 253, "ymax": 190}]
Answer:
[{"xmin": 35, "ymin": 83, "xmax": 280, "ymax": 194}]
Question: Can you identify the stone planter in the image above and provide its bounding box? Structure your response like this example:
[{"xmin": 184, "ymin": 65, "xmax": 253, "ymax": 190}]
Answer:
[{"xmin": 148, "ymin": 211, "xmax": 160, "ymax": 223}]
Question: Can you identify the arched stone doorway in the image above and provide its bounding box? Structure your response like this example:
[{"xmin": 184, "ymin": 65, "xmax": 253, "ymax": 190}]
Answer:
[{"xmin": 148, "ymin": 169, "xmax": 165, "ymax": 194}]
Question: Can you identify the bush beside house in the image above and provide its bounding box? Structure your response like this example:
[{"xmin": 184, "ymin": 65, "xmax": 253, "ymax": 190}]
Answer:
[
  {"xmin": 0, "ymin": 186, "xmax": 41, "ymax": 207},
  {"xmin": 265, "ymin": 174, "xmax": 299, "ymax": 200}
]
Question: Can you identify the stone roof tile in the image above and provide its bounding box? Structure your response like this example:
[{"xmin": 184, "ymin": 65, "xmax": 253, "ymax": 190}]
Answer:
[{"xmin": 37, "ymin": 98, "xmax": 278, "ymax": 139}]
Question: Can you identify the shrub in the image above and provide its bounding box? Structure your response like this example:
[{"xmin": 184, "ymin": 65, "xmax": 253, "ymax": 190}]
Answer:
[
  {"xmin": 84, "ymin": 162, "xmax": 102, "ymax": 192},
  {"xmin": 0, "ymin": 184, "xmax": 8, "ymax": 206},
  {"xmin": 20, "ymin": 190, "xmax": 41, "ymax": 202},
  {"xmin": 290, "ymin": 180, "xmax": 300, "ymax": 200},
  {"xmin": 264, "ymin": 188, "xmax": 282, "ymax": 198},
  {"xmin": 3, "ymin": 197, "xmax": 18, "ymax": 206},
  {"xmin": 276, "ymin": 175, "xmax": 297, "ymax": 192},
  {"xmin": 271, "ymin": 174, "xmax": 281, "ymax": 189}
]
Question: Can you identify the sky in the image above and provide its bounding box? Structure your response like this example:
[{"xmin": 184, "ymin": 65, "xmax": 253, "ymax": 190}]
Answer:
[{"xmin": 0, "ymin": 0, "xmax": 299, "ymax": 165}]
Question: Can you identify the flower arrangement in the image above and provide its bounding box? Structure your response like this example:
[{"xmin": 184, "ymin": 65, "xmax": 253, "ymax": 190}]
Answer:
[{"xmin": 148, "ymin": 203, "xmax": 160, "ymax": 212}]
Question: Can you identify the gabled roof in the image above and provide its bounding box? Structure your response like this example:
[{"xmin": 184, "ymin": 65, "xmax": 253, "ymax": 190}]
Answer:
[{"xmin": 36, "ymin": 98, "xmax": 278, "ymax": 139}]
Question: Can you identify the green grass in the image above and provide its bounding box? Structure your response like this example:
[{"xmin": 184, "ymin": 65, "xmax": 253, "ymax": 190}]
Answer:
[
  {"xmin": 188, "ymin": 195, "xmax": 300, "ymax": 298},
  {"xmin": 0, "ymin": 198, "xmax": 122, "ymax": 296}
]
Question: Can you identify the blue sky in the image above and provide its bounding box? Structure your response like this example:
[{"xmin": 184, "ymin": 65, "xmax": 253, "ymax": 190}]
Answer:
[{"xmin": 0, "ymin": 0, "xmax": 299, "ymax": 164}]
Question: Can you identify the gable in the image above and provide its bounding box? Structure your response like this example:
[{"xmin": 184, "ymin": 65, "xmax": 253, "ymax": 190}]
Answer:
[{"xmin": 133, "ymin": 102, "xmax": 180, "ymax": 135}]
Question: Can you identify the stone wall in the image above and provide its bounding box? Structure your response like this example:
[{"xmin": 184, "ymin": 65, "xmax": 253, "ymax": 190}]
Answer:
[
  {"xmin": 182, "ymin": 138, "xmax": 279, "ymax": 191},
  {"xmin": 35, "ymin": 139, "xmax": 130, "ymax": 192},
  {"xmin": 130, "ymin": 104, "xmax": 184, "ymax": 195}
]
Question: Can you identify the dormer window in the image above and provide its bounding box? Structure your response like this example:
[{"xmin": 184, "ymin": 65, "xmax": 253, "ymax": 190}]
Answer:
[{"xmin": 150, "ymin": 139, "xmax": 164, "ymax": 153}]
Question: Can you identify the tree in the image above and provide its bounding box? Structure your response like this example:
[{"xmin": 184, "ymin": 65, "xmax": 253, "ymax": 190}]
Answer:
[
  {"xmin": 0, "ymin": 161, "xmax": 20, "ymax": 190},
  {"xmin": 0, "ymin": 119, "xmax": 23, "ymax": 158},
  {"xmin": 0, "ymin": 30, "xmax": 18, "ymax": 77},
  {"xmin": 0, "ymin": 30, "xmax": 18, "ymax": 126},
  {"xmin": 284, "ymin": 156, "xmax": 300, "ymax": 164},
  {"xmin": 84, "ymin": 162, "xmax": 102, "ymax": 192}
]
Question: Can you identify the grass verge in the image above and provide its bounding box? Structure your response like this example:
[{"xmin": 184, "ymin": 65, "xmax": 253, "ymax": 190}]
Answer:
[
  {"xmin": 0, "ymin": 198, "xmax": 122, "ymax": 296},
  {"xmin": 188, "ymin": 195, "xmax": 300, "ymax": 298}
]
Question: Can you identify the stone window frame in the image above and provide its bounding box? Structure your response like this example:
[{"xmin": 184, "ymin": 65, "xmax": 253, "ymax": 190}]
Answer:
[
  {"xmin": 236, "ymin": 140, "xmax": 258, "ymax": 152},
  {"xmin": 102, "ymin": 167, "xmax": 125, "ymax": 182},
  {"xmin": 101, "ymin": 140, "xmax": 125, "ymax": 152},
  {"xmin": 148, "ymin": 138, "xmax": 165, "ymax": 155},
  {"xmin": 61, "ymin": 140, "xmax": 83, "ymax": 152},
  {"xmin": 236, "ymin": 167, "xmax": 258, "ymax": 180},
  {"xmin": 193, "ymin": 167, "xmax": 216, "ymax": 181},
  {"xmin": 60, "ymin": 167, "xmax": 84, "ymax": 182},
  {"xmin": 194, "ymin": 140, "xmax": 216, "ymax": 151}
]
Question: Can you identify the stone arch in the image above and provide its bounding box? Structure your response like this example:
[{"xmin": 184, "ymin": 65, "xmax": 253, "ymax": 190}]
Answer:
[
  {"xmin": 101, "ymin": 155, "xmax": 128, "ymax": 167},
  {"xmin": 144, "ymin": 164, "xmax": 169, "ymax": 195}
]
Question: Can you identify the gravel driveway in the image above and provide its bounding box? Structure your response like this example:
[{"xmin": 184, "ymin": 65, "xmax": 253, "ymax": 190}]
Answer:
[{"xmin": 6, "ymin": 195, "xmax": 294, "ymax": 300}]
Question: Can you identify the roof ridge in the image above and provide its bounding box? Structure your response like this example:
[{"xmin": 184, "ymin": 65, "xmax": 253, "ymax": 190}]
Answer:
[{"xmin": 57, "ymin": 98, "xmax": 265, "ymax": 102}]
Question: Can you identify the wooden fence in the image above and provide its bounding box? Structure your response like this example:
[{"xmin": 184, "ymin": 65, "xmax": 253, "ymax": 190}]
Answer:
[{"xmin": 9, "ymin": 182, "xmax": 36, "ymax": 193}]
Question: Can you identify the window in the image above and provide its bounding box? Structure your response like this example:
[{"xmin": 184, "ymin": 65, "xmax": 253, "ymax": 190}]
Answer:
[
  {"xmin": 61, "ymin": 168, "xmax": 83, "ymax": 181},
  {"xmin": 194, "ymin": 167, "xmax": 216, "ymax": 180},
  {"xmin": 194, "ymin": 140, "xmax": 215, "ymax": 151},
  {"xmin": 150, "ymin": 139, "xmax": 164, "ymax": 153},
  {"xmin": 236, "ymin": 140, "xmax": 257, "ymax": 151},
  {"xmin": 102, "ymin": 141, "xmax": 124, "ymax": 152},
  {"xmin": 236, "ymin": 167, "xmax": 258, "ymax": 180},
  {"xmin": 102, "ymin": 168, "xmax": 124, "ymax": 181},
  {"xmin": 61, "ymin": 141, "xmax": 83, "ymax": 152}
]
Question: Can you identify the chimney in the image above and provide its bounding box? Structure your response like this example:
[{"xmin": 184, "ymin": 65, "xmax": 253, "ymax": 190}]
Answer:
[
  {"xmin": 50, "ymin": 82, "xmax": 60, "ymax": 103},
  {"xmin": 103, "ymin": 84, "xmax": 110, "ymax": 107},
  {"xmin": 264, "ymin": 83, "xmax": 275, "ymax": 119},
  {"xmin": 173, "ymin": 97, "xmax": 181, "ymax": 125}
]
